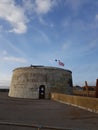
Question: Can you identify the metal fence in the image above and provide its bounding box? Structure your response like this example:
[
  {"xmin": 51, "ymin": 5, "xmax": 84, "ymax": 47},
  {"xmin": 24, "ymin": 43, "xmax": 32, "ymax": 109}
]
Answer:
[{"xmin": 0, "ymin": 121, "xmax": 72, "ymax": 130}]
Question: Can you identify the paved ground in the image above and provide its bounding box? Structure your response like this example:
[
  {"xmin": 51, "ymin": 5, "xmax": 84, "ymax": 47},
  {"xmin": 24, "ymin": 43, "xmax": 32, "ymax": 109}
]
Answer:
[{"xmin": 0, "ymin": 92, "xmax": 98, "ymax": 130}]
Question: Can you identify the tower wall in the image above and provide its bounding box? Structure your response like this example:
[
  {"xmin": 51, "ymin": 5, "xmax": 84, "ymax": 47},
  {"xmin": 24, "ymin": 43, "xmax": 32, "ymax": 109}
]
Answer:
[{"xmin": 9, "ymin": 66, "xmax": 73, "ymax": 99}]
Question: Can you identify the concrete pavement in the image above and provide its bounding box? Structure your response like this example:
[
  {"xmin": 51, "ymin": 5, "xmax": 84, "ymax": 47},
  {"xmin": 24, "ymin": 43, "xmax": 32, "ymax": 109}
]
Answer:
[{"xmin": 0, "ymin": 92, "xmax": 98, "ymax": 130}]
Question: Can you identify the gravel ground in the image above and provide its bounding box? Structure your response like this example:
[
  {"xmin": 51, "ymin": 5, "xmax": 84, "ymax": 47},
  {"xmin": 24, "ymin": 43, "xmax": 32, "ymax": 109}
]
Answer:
[{"xmin": 0, "ymin": 92, "xmax": 98, "ymax": 130}]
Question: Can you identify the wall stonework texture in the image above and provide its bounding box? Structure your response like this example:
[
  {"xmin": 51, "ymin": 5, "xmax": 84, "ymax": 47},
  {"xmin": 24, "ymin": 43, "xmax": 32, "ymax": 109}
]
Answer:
[{"xmin": 9, "ymin": 66, "xmax": 73, "ymax": 99}]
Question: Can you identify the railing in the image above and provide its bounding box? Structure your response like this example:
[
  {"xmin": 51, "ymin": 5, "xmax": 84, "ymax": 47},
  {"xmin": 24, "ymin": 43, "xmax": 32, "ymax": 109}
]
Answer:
[{"xmin": 0, "ymin": 121, "xmax": 72, "ymax": 130}]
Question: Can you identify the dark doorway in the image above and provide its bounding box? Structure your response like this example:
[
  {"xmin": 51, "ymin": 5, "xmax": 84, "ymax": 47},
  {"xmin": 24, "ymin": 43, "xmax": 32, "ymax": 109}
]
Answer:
[{"xmin": 39, "ymin": 85, "xmax": 45, "ymax": 99}]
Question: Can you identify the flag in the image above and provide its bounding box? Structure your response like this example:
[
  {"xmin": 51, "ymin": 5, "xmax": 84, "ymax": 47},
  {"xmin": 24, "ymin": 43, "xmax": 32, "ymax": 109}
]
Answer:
[
  {"xmin": 58, "ymin": 60, "xmax": 64, "ymax": 66},
  {"xmin": 55, "ymin": 59, "xmax": 64, "ymax": 66}
]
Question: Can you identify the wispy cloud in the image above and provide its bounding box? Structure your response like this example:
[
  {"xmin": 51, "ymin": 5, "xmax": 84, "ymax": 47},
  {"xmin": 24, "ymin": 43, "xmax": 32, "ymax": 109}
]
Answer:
[
  {"xmin": 32, "ymin": 26, "xmax": 51, "ymax": 44},
  {"xmin": 65, "ymin": 0, "xmax": 89, "ymax": 11},
  {"xmin": 0, "ymin": 0, "xmax": 28, "ymax": 34},
  {"xmin": 73, "ymin": 62, "xmax": 98, "ymax": 86},
  {"xmin": 62, "ymin": 42, "xmax": 71, "ymax": 50},
  {"xmin": 0, "ymin": 79, "xmax": 11, "ymax": 86},
  {"xmin": 0, "ymin": 35, "xmax": 26, "ymax": 57},
  {"xmin": 34, "ymin": 0, "xmax": 57, "ymax": 15},
  {"xmin": 95, "ymin": 14, "xmax": 98, "ymax": 20},
  {"xmin": 2, "ymin": 50, "xmax": 8, "ymax": 55},
  {"xmin": 88, "ymin": 40, "xmax": 98, "ymax": 50},
  {"xmin": 0, "ymin": 0, "xmax": 58, "ymax": 34},
  {"xmin": 79, "ymin": 40, "xmax": 98, "ymax": 56},
  {"xmin": 39, "ymin": 17, "xmax": 54, "ymax": 27},
  {"xmin": 3, "ymin": 56, "xmax": 27, "ymax": 63},
  {"xmin": 0, "ymin": 73, "xmax": 11, "ymax": 86},
  {"xmin": 23, "ymin": 0, "xmax": 59, "ymax": 14},
  {"xmin": 22, "ymin": 0, "xmax": 34, "ymax": 13},
  {"xmin": 62, "ymin": 15, "xmax": 98, "ymax": 32}
]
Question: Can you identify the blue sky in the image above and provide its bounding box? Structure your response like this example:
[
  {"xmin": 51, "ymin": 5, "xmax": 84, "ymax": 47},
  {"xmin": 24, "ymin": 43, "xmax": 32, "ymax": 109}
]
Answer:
[{"xmin": 0, "ymin": 0, "xmax": 98, "ymax": 87}]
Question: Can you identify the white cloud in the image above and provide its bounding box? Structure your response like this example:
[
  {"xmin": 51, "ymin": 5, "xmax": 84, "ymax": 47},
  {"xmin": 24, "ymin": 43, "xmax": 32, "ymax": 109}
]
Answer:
[
  {"xmin": 3, "ymin": 56, "xmax": 27, "ymax": 63},
  {"xmin": 23, "ymin": 0, "xmax": 33, "ymax": 10},
  {"xmin": 34, "ymin": 0, "xmax": 57, "ymax": 15},
  {"xmin": 22, "ymin": 0, "xmax": 57, "ymax": 15},
  {"xmin": 0, "ymin": 0, "xmax": 28, "ymax": 34},
  {"xmin": 22, "ymin": 0, "xmax": 34, "ymax": 15},
  {"xmin": 0, "ymin": 0, "xmax": 58, "ymax": 33}
]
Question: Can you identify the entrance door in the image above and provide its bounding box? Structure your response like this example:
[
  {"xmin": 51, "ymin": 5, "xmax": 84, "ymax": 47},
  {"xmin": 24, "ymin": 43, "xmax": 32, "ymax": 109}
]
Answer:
[{"xmin": 39, "ymin": 85, "xmax": 45, "ymax": 99}]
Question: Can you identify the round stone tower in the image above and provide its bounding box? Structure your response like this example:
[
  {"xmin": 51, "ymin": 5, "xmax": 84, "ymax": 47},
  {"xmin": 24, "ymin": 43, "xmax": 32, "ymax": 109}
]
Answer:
[{"xmin": 9, "ymin": 65, "xmax": 73, "ymax": 99}]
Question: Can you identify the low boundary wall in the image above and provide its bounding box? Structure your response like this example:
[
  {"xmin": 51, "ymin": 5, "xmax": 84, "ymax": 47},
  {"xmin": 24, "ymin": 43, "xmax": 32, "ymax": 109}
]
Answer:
[
  {"xmin": 73, "ymin": 90, "xmax": 95, "ymax": 97},
  {"xmin": 51, "ymin": 93, "xmax": 98, "ymax": 113}
]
